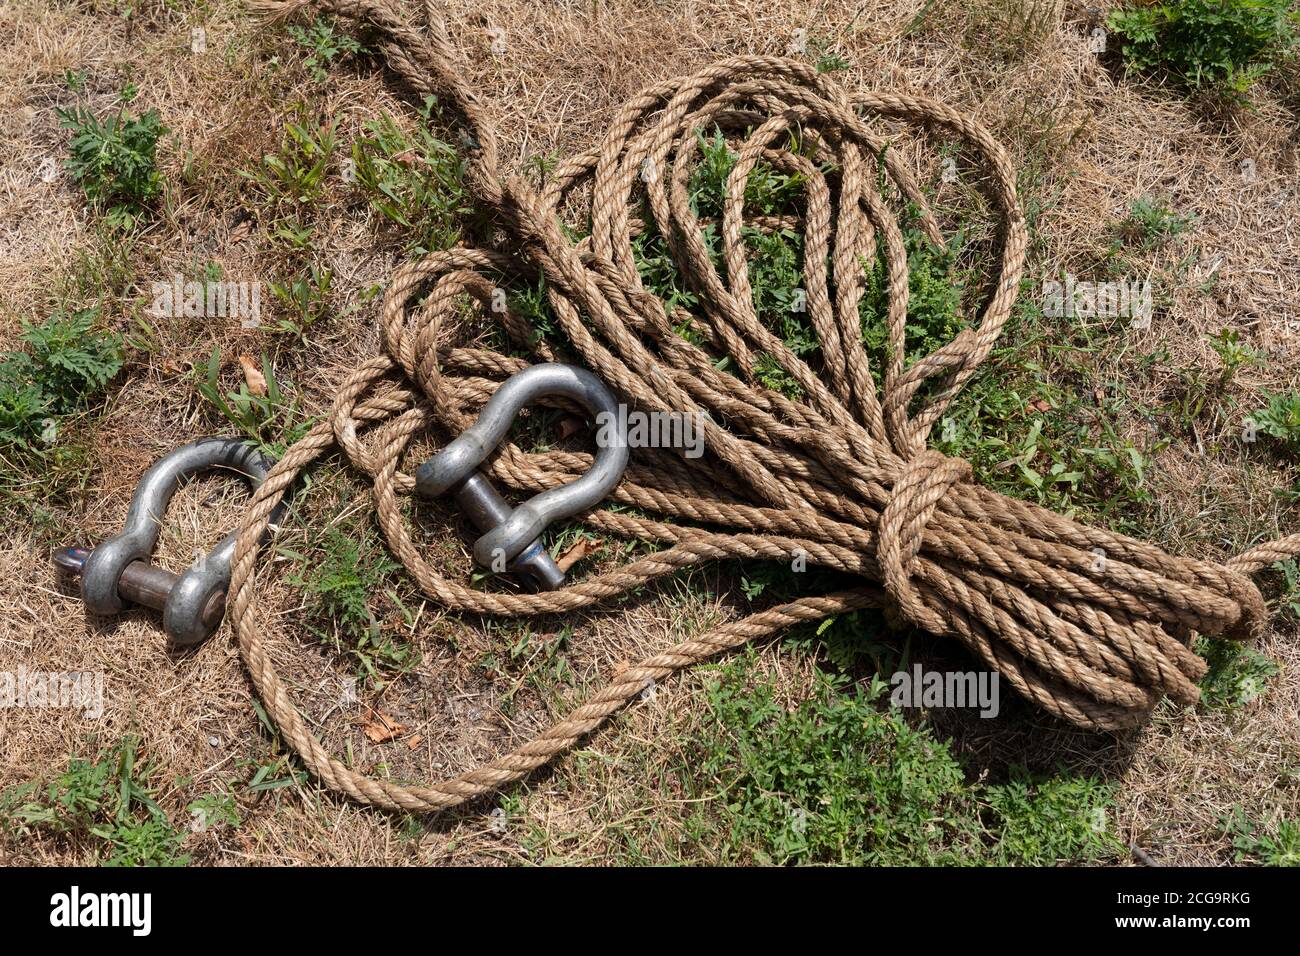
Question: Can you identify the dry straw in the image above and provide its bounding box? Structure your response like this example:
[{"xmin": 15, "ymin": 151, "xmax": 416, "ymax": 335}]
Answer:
[{"xmin": 227, "ymin": 0, "xmax": 1300, "ymax": 812}]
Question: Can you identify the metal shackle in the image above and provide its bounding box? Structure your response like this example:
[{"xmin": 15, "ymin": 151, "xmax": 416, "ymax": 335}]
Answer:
[
  {"xmin": 58, "ymin": 437, "xmax": 277, "ymax": 646},
  {"xmin": 415, "ymin": 363, "xmax": 628, "ymax": 590}
]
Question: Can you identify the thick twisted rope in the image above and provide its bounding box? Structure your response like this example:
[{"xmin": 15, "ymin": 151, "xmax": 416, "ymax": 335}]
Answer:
[{"xmin": 225, "ymin": 0, "xmax": 1300, "ymax": 812}]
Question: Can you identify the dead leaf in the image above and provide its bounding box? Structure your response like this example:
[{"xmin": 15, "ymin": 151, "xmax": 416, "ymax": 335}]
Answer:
[
  {"xmin": 1029, "ymin": 399, "xmax": 1051, "ymax": 413},
  {"xmin": 555, "ymin": 415, "xmax": 586, "ymax": 441},
  {"xmin": 238, "ymin": 355, "xmax": 267, "ymax": 396},
  {"xmin": 363, "ymin": 709, "xmax": 407, "ymax": 744},
  {"xmin": 556, "ymin": 537, "xmax": 600, "ymax": 573},
  {"xmin": 406, "ymin": 734, "xmax": 424, "ymax": 751}
]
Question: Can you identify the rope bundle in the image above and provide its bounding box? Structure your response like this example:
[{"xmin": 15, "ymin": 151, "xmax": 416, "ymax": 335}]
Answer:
[{"xmin": 228, "ymin": 0, "xmax": 1300, "ymax": 812}]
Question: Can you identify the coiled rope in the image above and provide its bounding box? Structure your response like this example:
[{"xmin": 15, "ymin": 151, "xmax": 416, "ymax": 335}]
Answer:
[{"xmin": 229, "ymin": 0, "xmax": 1300, "ymax": 812}]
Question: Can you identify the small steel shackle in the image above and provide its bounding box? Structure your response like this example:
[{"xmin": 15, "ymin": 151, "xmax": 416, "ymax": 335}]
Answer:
[
  {"xmin": 415, "ymin": 363, "xmax": 628, "ymax": 591},
  {"xmin": 53, "ymin": 437, "xmax": 277, "ymax": 646}
]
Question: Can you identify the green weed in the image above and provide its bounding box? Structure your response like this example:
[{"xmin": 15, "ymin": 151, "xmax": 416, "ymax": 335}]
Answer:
[
  {"xmin": 351, "ymin": 96, "xmax": 471, "ymax": 255},
  {"xmin": 984, "ymin": 769, "xmax": 1120, "ymax": 865},
  {"xmin": 477, "ymin": 623, "xmax": 575, "ymax": 714},
  {"xmin": 56, "ymin": 224, "xmax": 139, "ymax": 315},
  {"xmin": 1195, "ymin": 635, "xmax": 1279, "ymax": 709},
  {"xmin": 283, "ymin": 526, "xmax": 415, "ymax": 685},
  {"xmin": 186, "ymin": 791, "xmax": 242, "ymax": 834},
  {"xmin": 1252, "ymin": 390, "xmax": 1300, "ymax": 453},
  {"xmin": 507, "ymin": 276, "xmax": 562, "ymax": 350},
  {"xmin": 246, "ymin": 111, "xmax": 337, "ymax": 208},
  {"xmin": 268, "ymin": 263, "xmax": 333, "ymax": 340},
  {"xmin": 1222, "ymin": 807, "xmax": 1300, "ymax": 865},
  {"xmin": 794, "ymin": 33, "xmax": 852, "ymax": 74},
  {"xmin": 860, "ymin": 225, "xmax": 969, "ymax": 372},
  {"xmin": 935, "ymin": 327, "xmax": 1162, "ymax": 526},
  {"xmin": 194, "ymin": 349, "xmax": 309, "ymax": 456},
  {"xmin": 244, "ymin": 753, "xmax": 310, "ymax": 795},
  {"xmin": 628, "ymin": 128, "xmax": 810, "ymax": 372},
  {"xmin": 1274, "ymin": 558, "xmax": 1300, "ymax": 621},
  {"xmin": 689, "ymin": 127, "xmax": 808, "ymax": 220},
  {"xmin": 63, "ymin": 68, "xmax": 88, "ymax": 93},
  {"xmin": 806, "ymin": 609, "xmax": 901, "ymax": 675},
  {"xmin": 57, "ymin": 94, "xmax": 167, "ymax": 225},
  {"xmin": 1209, "ymin": 327, "xmax": 1262, "ymax": 383},
  {"xmin": 0, "ymin": 306, "xmax": 119, "ymax": 528},
  {"xmin": 287, "ymin": 15, "xmax": 364, "ymax": 83},
  {"xmin": 683, "ymin": 131, "xmax": 973, "ymax": 399},
  {"xmin": 816, "ymin": 53, "xmax": 851, "ymax": 73},
  {"xmin": 753, "ymin": 352, "xmax": 804, "ymax": 399},
  {"xmin": 1113, "ymin": 196, "xmax": 1193, "ymax": 250},
  {"xmin": 1108, "ymin": 0, "xmax": 1299, "ymax": 100},
  {"xmin": 0, "ymin": 307, "xmax": 122, "ymax": 451},
  {"xmin": 1, "ymin": 736, "xmax": 189, "ymax": 867},
  {"xmin": 678, "ymin": 652, "xmax": 1121, "ymax": 865},
  {"xmin": 687, "ymin": 662, "xmax": 971, "ymax": 864}
]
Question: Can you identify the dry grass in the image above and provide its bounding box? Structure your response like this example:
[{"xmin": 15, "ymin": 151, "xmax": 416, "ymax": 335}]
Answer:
[{"xmin": 1, "ymin": 0, "xmax": 1298, "ymax": 865}]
